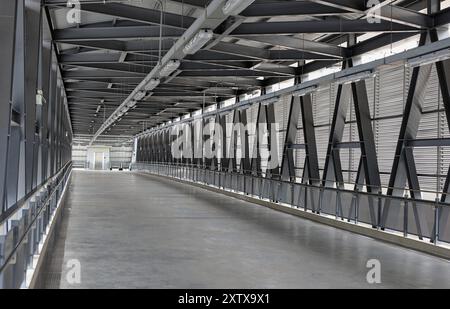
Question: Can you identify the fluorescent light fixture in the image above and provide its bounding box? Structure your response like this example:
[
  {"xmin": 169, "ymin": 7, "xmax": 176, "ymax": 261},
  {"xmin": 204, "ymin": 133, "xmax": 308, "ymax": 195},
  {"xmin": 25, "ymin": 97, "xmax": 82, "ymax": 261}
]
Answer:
[
  {"xmin": 144, "ymin": 78, "xmax": 160, "ymax": 91},
  {"xmin": 183, "ymin": 29, "xmax": 213, "ymax": 55},
  {"xmin": 250, "ymin": 62, "xmax": 262, "ymax": 70},
  {"xmin": 336, "ymin": 70, "xmax": 376, "ymax": 85},
  {"xmin": 203, "ymin": 114, "xmax": 215, "ymax": 120},
  {"xmin": 223, "ymin": 0, "xmax": 255, "ymax": 16},
  {"xmin": 237, "ymin": 103, "xmax": 251, "ymax": 111},
  {"xmin": 134, "ymin": 91, "xmax": 147, "ymax": 101},
  {"xmin": 261, "ymin": 96, "xmax": 280, "ymax": 106},
  {"xmin": 219, "ymin": 109, "xmax": 231, "ymax": 116},
  {"xmin": 95, "ymin": 105, "xmax": 101, "ymax": 113},
  {"xmin": 407, "ymin": 48, "xmax": 450, "ymax": 68},
  {"xmin": 160, "ymin": 60, "xmax": 180, "ymax": 77},
  {"xmin": 127, "ymin": 100, "xmax": 137, "ymax": 108},
  {"xmin": 293, "ymin": 85, "xmax": 318, "ymax": 97}
]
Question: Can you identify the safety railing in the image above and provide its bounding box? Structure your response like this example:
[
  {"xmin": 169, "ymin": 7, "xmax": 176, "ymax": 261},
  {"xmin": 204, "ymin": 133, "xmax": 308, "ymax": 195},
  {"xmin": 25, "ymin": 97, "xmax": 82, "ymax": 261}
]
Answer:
[
  {"xmin": 0, "ymin": 162, "xmax": 72, "ymax": 289},
  {"xmin": 131, "ymin": 162, "xmax": 450, "ymax": 247}
]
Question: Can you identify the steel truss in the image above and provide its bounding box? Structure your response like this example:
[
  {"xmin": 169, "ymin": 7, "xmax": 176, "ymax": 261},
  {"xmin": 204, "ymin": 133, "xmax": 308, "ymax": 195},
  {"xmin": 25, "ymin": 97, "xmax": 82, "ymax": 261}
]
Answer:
[
  {"xmin": 134, "ymin": 2, "xmax": 450, "ymax": 245},
  {"xmin": 36, "ymin": 0, "xmax": 450, "ymax": 139}
]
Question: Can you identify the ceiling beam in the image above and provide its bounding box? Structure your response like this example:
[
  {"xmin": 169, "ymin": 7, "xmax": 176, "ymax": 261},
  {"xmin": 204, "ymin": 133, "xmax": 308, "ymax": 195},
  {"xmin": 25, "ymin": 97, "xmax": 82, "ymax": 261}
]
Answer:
[
  {"xmin": 237, "ymin": 35, "xmax": 348, "ymax": 58},
  {"xmin": 232, "ymin": 20, "xmax": 419, "ymax": 36},
  {"xmin": 64, "ymin": 62, "xmax": 152, "ymax": 74},
  {"xmin": 54, "ymin": 26, "xmax": 184, "ymax": 41},
  {"xmin": 78, "ymin": 3, "xmax": 194, "ymax": 30},
  {"xmin": 241, "ymin": 1, "xmax": 351, "ymax": 17},
  {"xmin": 64, "ymin": 70, "xmax": 146, "ymax": 79},
  {"xmin": 62, "ymin": 39, "xmax": 174, "ymax": 54}
]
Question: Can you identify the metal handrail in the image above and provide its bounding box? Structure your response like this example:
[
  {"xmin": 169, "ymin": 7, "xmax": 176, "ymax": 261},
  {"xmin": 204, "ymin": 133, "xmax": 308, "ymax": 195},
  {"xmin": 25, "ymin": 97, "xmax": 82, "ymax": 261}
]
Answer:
[
  {"xmin": 0, "ymin": 162, "xmax": 72, "ymax": 277},
  {"xmin": 0, "ymin": 161, "xmax": 72, "ymax": 225},
  {"xmin": 132, "ymin": 161, "xmax": 450, "ymax": 203}
]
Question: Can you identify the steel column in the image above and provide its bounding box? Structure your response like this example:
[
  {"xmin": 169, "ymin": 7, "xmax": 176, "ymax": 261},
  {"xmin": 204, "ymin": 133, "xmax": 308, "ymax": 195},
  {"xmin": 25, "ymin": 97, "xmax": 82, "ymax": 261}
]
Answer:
[
  {"xmin": 381, "ymin": 33, "xmax": 432, "ymax": 228},
  {"xmin": 300, "ymin": 94, "xmax": 320, "ymax": 185},
  {"xmin": 350, "ymin": 72, "xmax": 381, "ymax": 193},
  {"xmin": 265, "ymin": 103, "xmax": 280, "ymax": 178},
  {"xmin": 322, "ymin": 63, "xmax": 351, "ymax": 189},
  {"xmin": 281, "ymin": 96, "xmax": 301, "ymax": 182},
  {"xmin": 250, "ymin": 103, "xmax": 264, "ymax": 176},
  {"xmin": 0, "ymin": 0, "xmax": 17, "ymax": 212}
]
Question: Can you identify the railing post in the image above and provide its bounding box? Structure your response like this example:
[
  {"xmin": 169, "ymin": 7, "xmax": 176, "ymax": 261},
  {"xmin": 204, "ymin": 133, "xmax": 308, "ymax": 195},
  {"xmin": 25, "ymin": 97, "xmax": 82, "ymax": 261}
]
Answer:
[
  {"xmin": 318, "ymin": 187, "xmax": 323, "ymax": 215},
  {"xmin": 259, "ymin": 177, "xmax": 263, "ymax": 200},
  {"xmin": 353, "ymin": 188, "xmax": 359, "ymax": 224},
  {"xmin": 335, "ymin": 190, "xmax": 340, "ymax": 220},
  {"xmin": 291, "ymin": 181, "xmax": 295, "ymax": 207},
  {"xmin": 274, "ymin": 180, "xmax": 279, "ymax": 203},
  {"xmin": 304, "ymin": 185, "xmax": 308, "ymax": 212},
  {"xmin": 434, "ymin": 197, "xmax": 440, "ymax": 245},
  {"xmin": 403, "ymin": 193, "xmax": 409, "ymax": 238},
  {"xmin": 377, "ymin": 190, "xmax": 382, "ymax": 229}
]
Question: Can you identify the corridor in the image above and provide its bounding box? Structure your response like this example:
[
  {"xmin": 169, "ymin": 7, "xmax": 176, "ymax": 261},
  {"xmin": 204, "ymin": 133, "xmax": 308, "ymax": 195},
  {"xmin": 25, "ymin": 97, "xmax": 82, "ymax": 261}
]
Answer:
[{"xmin": 40, "ymin": 171, "xmax": 450, "ymax": 289}]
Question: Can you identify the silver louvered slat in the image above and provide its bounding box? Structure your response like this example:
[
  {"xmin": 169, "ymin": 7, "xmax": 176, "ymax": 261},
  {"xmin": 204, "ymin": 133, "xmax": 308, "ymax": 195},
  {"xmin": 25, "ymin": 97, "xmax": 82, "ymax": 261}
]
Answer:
[
  {"xmin": 378, "ymin": 64, "xmax": 406, "ymax": 117},
  {"xmin": 375, "ymin": 64, "xmax": 407, "ymax": 187},
  {"xmin": 313, "ymin": 87, "xmax": 333, "ymax": 126}
]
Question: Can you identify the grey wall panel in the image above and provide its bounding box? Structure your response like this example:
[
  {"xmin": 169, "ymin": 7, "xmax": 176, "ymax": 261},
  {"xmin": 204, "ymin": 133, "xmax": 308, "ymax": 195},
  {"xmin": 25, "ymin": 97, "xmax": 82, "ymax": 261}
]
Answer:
[
  {"xmin": 1, "ymin": 1, "xmax": 72, "ymax": 219},
  {"xmin": 0, "ymin": 0, "xmax": 17, "ymax": 213}
]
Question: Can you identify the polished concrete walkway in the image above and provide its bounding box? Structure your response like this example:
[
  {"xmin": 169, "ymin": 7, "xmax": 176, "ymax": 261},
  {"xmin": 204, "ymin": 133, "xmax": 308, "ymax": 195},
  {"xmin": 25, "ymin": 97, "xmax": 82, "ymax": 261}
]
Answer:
[{"xmin": 43, "ymin": 170, "xmax": 450, "ymax": 289}]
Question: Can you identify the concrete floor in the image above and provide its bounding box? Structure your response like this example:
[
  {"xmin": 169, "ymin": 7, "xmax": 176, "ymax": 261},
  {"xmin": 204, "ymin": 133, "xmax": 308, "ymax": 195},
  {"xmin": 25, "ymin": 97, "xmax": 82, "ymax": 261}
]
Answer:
[{"xmin": 44, "ymin": 170, "xmax": 450, "ymax": 289}]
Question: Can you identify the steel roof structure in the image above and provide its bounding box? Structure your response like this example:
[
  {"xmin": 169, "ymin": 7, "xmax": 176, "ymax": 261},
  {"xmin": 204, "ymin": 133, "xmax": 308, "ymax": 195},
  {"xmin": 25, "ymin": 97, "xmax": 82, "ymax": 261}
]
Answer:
[{"xmin": 43, "ymin": 0, "xmax": 450, "ymax": 142}]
